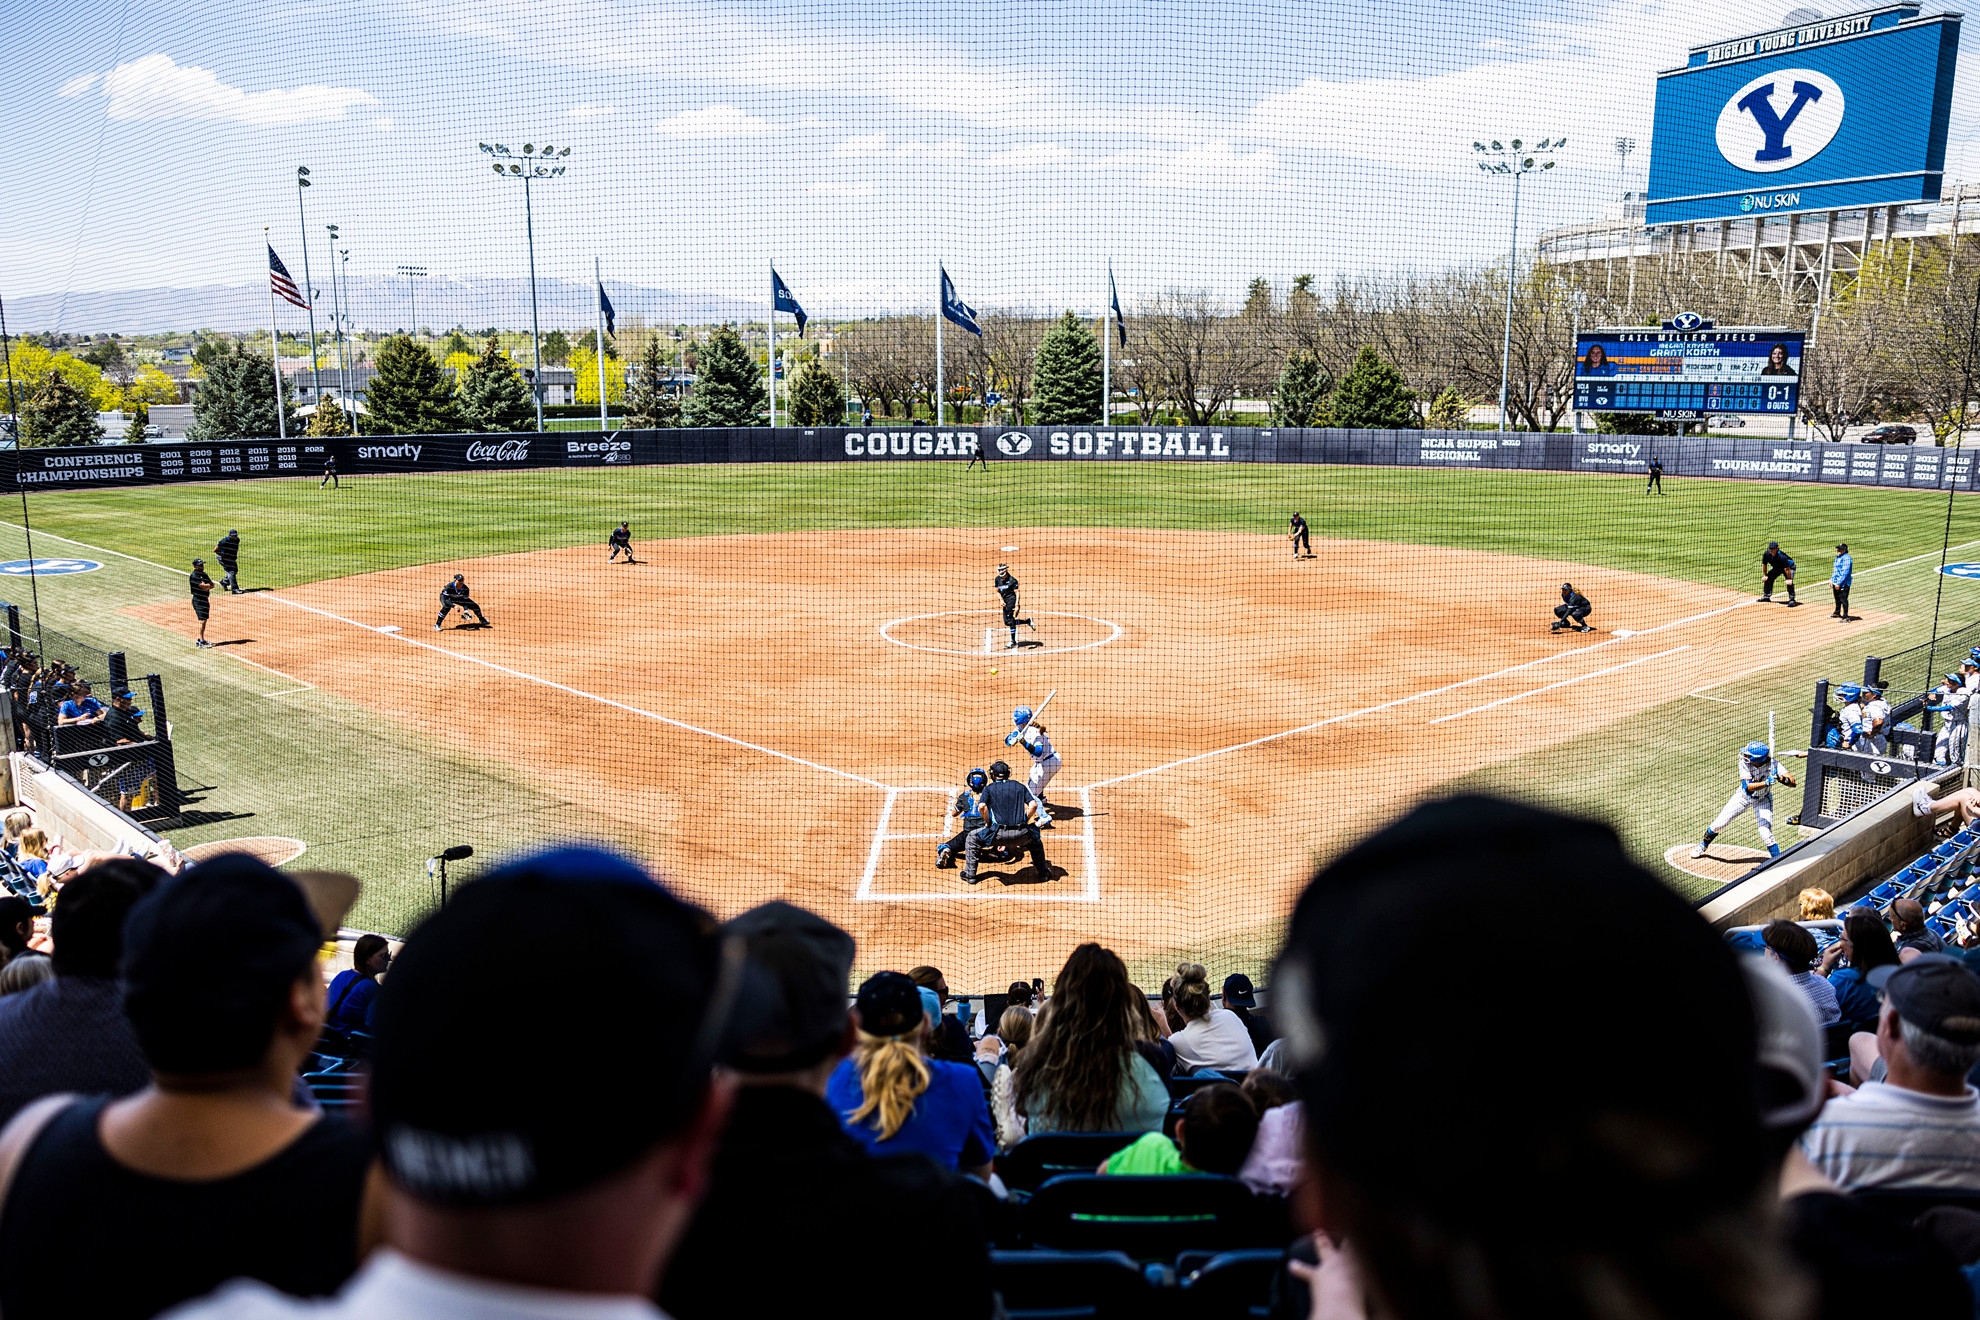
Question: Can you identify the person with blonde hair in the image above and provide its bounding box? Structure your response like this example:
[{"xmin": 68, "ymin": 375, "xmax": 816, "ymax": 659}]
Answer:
[
  {"xmin": 989, "ymin": 1004, "xmax": 1035, "ymax": 1151},
  {"xmin": 826, "ymin": 971, "xmax": 992, "ymax": 1177},
  {"xmin": 1166, "ymin": 961, "xmax": 1259, "ymax": 1073},
  {"xmin": 1799, "ymin": 888, "xmax": 1835, "ymax": 921}
]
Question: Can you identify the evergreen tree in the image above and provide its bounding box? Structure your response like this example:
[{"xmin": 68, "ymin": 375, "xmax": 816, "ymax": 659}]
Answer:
[
  {"xmin": 456, "ymin": 336, "xmax": 536, "ymax": 432},
  {"xmin": 541, "ymin": 329, "xmax": 572, "ymax": 366},
  {"xmin": 1329, "ymin": 346, "xmax": 1419, "ymax": 429},
  {"xmin": 682, "ymin": 323, "xmax": 766, "ymax": 427},
  {"xmin": 1031, "ymin": 311, "xmax": 1103, "ymax": 425},
  {"xmin": 366, "ymin": 335, "xmax": 462, "ymax": 434},
  {"xmin": 623, "ymin": 338, "xmax": 680, "ymax": 429},
  {"xmin": 309, "ymin": 397, "xmax": 352, "ymax": 437},
  {"xmin": 1426, "ymin": 387, "xmax": 1471, "ymax": 429},
  {"xmin": 1270, "ymin": 349, "xmax": 1332, "ymax": 426},
  {"xmin": 185, "ymin": 343, "xmax": 295, "ymax": 442},
  {"xmin": 786, "ymin": 359, "xmax": 846, "ymax": 425},
  {"xmin": 1242, "ymin": 277, "xmax": 1275, "ymax": 320},
  {"xmin": 443, "ymin": 329, "xmax": 473, "ymax": 358},
  {"xmin": 123, "ymin": 400, "xmax": 149, "ymax": 443},
  {"xmin": 20, "ymin": 368, "xmax": 101, "ymax": 446}
]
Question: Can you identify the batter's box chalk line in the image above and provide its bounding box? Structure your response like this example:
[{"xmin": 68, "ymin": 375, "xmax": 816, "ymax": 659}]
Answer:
[
  {"xmin": 857, "ymin": 786, "xmax": 1099, "ymax": 902},
  {"xmin": 879, "ymin": 610, "xmax": 1123, "ymax": 658}
]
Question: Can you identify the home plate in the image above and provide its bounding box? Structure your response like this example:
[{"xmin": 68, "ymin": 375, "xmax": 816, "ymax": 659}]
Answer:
[{"xmin": 1612, "ymin": 629, "xmax": 1637, "ymax": 637}]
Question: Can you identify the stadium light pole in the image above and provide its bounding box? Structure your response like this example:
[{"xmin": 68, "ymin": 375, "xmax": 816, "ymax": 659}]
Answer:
[
  {"xmin": 479, "ymin": 142, "xmax": 570, "ymax": 434},
  {"xmin": 294, "ymin": 167, "xmax": 323, "ymax": 403},
  {"xmin": 1475, "ymin": 137, "xmax": 1561, "ymax": 432},
  {"xmin": 326, "ymin": 225, "xmax": 354, "ymax": 429},
  {"xmin": 397, "ymin": 265, "xmax": 428, "ymax": 338}
]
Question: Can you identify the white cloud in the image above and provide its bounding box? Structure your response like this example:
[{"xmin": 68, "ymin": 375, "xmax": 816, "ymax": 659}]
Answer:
[
  {"xmin": 833, "ymin": 133, "xmax": 890, "ymax": 158},
  {"xmin": 808, "ymin": 181, "xmax": 876, "ymax": 197},
  {"xmin": 982, "ymin": 142, "xmax": 1074, "ymax": 170},
  {"xmin": 567, "ymin": 102, "xmax": 614, "ymax": 119},
  {"xmin": 98, "ymin": 53, "xmax": 377, "ymax": 125},
  {"xmin": 1141, "ymin": 141, "xmax": 1279, "ymax": 190},
  {"xmin": 371, "ymin": 116, "xmax": 395, "ymax": 133},
  {"xmin": 654, "ymin": 104, "xmax": 774, "ymax": 137},
  {"xmin": 57, "ymin": 73, "xmax": 97, "ymax": 97},
  {"xmin": 831, "ymin": 134, "xmax": 969, "ymax": 161}
]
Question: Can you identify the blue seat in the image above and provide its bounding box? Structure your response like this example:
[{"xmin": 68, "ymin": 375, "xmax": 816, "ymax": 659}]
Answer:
[
  {"xmin": 1024, "ymin": 1174, "xmax": 1288, "ymax": 1258},
  {"xmin": 990, "ymin": 1249, "xmax": 1151, "ymax": 1319},
  {"xmin": 1935, "ymin": 842, "xmax": 1963, "ymax": 860},
  {"xmin": 1868, "ymin": 881, "xmax": 1903, "ymax": 904},
  {"xmin": 1177, "ymin": 1248, "xmax": 1286, "ymax": 1317},
  {"xmin": 1000, "ymin": 1133, "xmax": 1145, "ymax": 1195}
]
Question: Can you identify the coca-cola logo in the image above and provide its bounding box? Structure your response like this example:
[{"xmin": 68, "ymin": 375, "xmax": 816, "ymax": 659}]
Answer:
[{"xmin": 465, "ymin": 439, "xmax": 530, "ymax": 463}]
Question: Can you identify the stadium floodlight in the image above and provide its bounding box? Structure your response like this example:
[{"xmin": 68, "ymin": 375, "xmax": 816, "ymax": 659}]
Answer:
[
  {"xmin": 476, "ymin": 141, "xmax": 575, "ymax": 435},
  {"xmin": 397, "ymin": 265, "xmax": 428, "ymax": 336},
  {"xmin": 1473, "ymin": 134, "xmax": 1562, "ymax": 434}
]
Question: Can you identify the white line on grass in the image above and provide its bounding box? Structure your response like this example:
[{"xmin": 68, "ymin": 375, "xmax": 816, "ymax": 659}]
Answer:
[
  {"xmin": 1689, "ymin": 693, "xmax": 1740, "ymax": 704},
  {"xmin": 1862, "ymin": 539, "xmax": 1980, "ymax": 574},
  {"xmin": 1429, "ymin": 646, "xmax": 1690, "ymax": 725}
]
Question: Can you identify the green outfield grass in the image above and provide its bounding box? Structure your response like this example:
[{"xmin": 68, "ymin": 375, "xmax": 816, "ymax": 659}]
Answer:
[{"xmin": 3, "ymin": 462, "xmax": 1977, "ymax": 952}]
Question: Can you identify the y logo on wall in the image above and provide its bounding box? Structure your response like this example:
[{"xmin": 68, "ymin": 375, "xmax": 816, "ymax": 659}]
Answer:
[
  {"xmin": 1717, "ymin": 69, "xmax": 1844, "ymax": 172},
  {"xmin": 1940, "ymin": 563, "xmax": 1980, "ymax": 579},
  {"xmin": 996, "ymin": 432, "xmax": 1033, "ymax": 456},
  {"xmin": 0, "ymin": 559, "xmax": 101, "ymax": 576}
]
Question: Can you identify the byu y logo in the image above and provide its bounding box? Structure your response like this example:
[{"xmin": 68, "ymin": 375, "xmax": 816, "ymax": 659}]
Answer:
[{"xmin": 1716, "ymin": 69, "xmax": 1844, "ymax": 174}]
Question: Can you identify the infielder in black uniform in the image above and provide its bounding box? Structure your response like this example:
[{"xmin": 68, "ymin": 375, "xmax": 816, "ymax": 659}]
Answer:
[
  {"xmin": 1551, "ymin": 582, "xmax": 1592, "ymax": 633},
  {"xmin": 994, "ymin": 564, "xmax": 1035, "ymax": 650},
  {"xmin": 435, "ymin": 573, "xmax": 491, "ymax": 630},
  {"xmin": 214, "ymin": 529, "xmax": 242, "ymax": 594},
  {"xmin": 189, "ymin": 558, "xmax": 215, "ymax": 648},
  {"xmin": 1760, "ymin": 541, "xmax": 1799, "ymax": 606},
  {"xmin": 1288, "ymin": 512, "xmax": 1312, "ymax": 559},
  {"xmin": 320, "ymin": 456, "xmax": 338, "ymax": 489},
  {"xmin": 608, "ymin": 521, "xmax": 636, "ymax": 564}
]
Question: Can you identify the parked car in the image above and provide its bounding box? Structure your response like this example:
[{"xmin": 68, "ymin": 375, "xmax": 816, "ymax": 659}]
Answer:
[
  {"xmin": 142, "ymin": 424, "xmax": 163, "ymax": 439},
  {"xmin": 1861, "ymin": 424, "xmax": 1917, "ymax": 444}
]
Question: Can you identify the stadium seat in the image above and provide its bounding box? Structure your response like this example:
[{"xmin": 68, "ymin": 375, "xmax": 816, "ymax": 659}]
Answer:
[
  {"xmin": 1821, "ymin": 1022, "xmax": 1855, "ymax": 1064},
  {"xmin": 1166, "ymin": 1074, "xmax": 1236, "ymax": 1102},
  {"xmin": 990, "ymin": 1249, "xmax": 1151, "ymax": 1319},
  {"xmin": 1001, "ymin": 1133, "xmax": 1145, "ymax": 1194},
  {"xmin": 1024, "ymin": 1174, "xmax": 1287, "ymax": 1258},
  {"xmin": 1177, "ymin": 1248, "xmax": 1286, "ymax": 1317},
  {"xmin": 1851, "ymin": 1187, "xmax": 1980, "ymax": 1223}
]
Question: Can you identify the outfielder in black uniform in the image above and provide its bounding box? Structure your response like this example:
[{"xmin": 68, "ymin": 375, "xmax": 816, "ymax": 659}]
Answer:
[
  {"xmin": 1646, "ymin": 456, "xmax": 1664, "ymax": 495},
  {"xmin": 1551, "ymin": 582, "xmax": 1592, "ymax": 633},
  {"xmin": 189, "ymin": 558, "xmax": 215, "ymax": 648},
  {"xmin": 994, "ymin": 564, "xmax": 1035, "ymax": 650},
  {"xmin": 608, "ymin": 521, "xmax": 636, "ymax": 564},
  {"xmin": 435, "ymin": 573, "xmax": 491, "ymax": 630},
  {"xmin": 320, "ymin": 456, "xmax": 338, "ymax": 489},
  {"xmin": 1760, "ymin": 541, "xmax": 1799, "ymax": 606},
  {"xmin": 215, "ymin": 529, "xmax": 242, "ymax": 594},
  {"xmin": 1288, "ymin": 512, "xmax": 1312, "ymax": 559}
]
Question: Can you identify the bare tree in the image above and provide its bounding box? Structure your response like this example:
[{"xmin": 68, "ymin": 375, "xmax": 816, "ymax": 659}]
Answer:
[{"xmin": 1135, "ymin": 290, "xmax": 1272, "ymax": 424}]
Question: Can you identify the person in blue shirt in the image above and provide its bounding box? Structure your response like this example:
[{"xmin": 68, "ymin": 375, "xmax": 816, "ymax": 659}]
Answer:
[
  {"xmin": 935, "ymin": 768, "xmax": 990, "ymax": 869},
  {"xmin": 1830, "ymin": 542, "xmax": 1853, "ymax": 620},
  {"xmin": 826, "ymin": 971, "xmax": 994, "ymax": 1179},
  {"xmin": 56, "ymin": 681, "xmax": 105, "ymax": 747},
  {"xmin": 1579, "ymin": 344, "xmax": 1619, "ymax": 377},
  {"xmin": 323, "ymin": 933, "xmax": 391, "ymax": 1036},
  {"xmin": 1817, "ymin": 909, "xmax": 1900, "ymax": 1035}
]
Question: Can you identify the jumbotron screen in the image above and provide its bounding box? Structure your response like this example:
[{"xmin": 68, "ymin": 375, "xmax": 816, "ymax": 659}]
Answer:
[{"xmin": 1574, "ymin": 327, "xmax": 1806, "ymax": 420}]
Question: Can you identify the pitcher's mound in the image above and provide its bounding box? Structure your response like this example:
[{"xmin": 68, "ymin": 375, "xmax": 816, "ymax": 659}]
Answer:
[
  {"xmin": 1664, "ymin": 842, "xmax": 1770, "ymax": 883},
  {"xmin": 180, "ymin": 836, "xmax": 308, "ymax": 868}
]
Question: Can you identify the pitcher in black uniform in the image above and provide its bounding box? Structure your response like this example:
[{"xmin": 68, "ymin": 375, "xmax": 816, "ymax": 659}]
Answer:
[
  {"xmin": 435, "ymin": 573, "xmax": 491, "ymax": 630},
  {"xmin": 1551, "ymin": 582, "xmax": 1592, "ymax": 633},
  {"xmin": 214, "ymin": 529, "xmax": 242, "ymax": 594},
  {"xmin": 608, "ymin": 521, "xmax": 636, "ymax": 564},
  {"xmin": 994, "ymin": 564, "xmax": 1035, "ymax": 650},
  {"xmin": 1760, "ymin": 541, "xmax": 1799, "ymax": 606}
]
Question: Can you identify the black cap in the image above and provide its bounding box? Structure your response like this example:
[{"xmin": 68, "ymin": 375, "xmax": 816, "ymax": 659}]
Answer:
[
  {"xmin": 123, "ymin": 854, "xmax": 321, "ymax": 1074},
  {"xmin": 1837, "ymin": 543, "xmax": 1849, "ymax": 552},
  {"xmin": 854, "ymin": 971, "xmax": 925, "ymax": 1038},
  {"xmin": 371, "ymin": 847, "xmax": 730, "ymax": 1207},
  {"xmin": 722, "ymin": 901, "xmax": 854, "ymax": 1073},
  {"xmin": 1768, "ymin": 541, "xmax": 1778, "ymax": 549},
  {"xmin": 1871, "ymin": 955, "xmax": 1980, "ymax": 1044},
  {"xmin": 1223, "ymin": 973, "xmax": 1256, "ymax": 1008}
]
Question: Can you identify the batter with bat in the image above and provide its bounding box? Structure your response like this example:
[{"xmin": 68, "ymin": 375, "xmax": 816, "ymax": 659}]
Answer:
[
  {"xmin": 1006, "ymin": 690, "xmax": 1063, "ymax": 827},
  {"xmin": 1691, "ymin": 738, "xmax": 1794, "ymax": 862}
]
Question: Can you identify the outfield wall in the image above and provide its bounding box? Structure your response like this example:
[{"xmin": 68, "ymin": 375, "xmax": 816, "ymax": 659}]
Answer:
[{"xmin": 5, "ymin": 426, "xmax": 1975, "ymax": 491}]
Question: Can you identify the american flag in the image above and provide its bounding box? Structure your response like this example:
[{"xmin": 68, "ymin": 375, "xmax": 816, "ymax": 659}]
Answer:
[{"xmin": 268, "ymin": 244, "xmax": 309, "ymax": 310}]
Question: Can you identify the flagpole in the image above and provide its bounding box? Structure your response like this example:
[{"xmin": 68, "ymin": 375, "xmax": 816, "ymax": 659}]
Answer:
[
  {"xmin": 594, "ymin": 257, "xmax": 608, "ymax": 431},
  {"xmin": 936, "ymin": 264, "xmax": 945, "ymax": 426},
  {"xmin": 1103, "ymin": 264, "xmax": 1112, "ymax": 426},
  {"xmin": 266, "ymin": 228, "xmax": 287, "ymax": 440},
  {"xmin": 768, "ymin": 265, "xmax": 777, "ymax": 428}
]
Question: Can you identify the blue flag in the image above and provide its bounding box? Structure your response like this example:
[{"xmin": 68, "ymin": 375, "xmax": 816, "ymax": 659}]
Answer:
[
  {"xmin": 940, "ymin": 265, "xmax": 982, "ymax": 337},
  {"xmin": 1108, "ymin": 265, "xmax": 1127, "ymax": 347},
  {"xmin": 771, "ymin": 266, "xmax": 807, "ymax": 336},
  {"xmin": 597, "ymin": 278, "xmax": 616, "ymax": 336}
]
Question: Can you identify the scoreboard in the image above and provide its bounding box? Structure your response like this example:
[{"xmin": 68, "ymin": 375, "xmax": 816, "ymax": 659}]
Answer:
[{"xmin": 1574, "ymin": 323, "xmax": 1805, "ymax": 420}]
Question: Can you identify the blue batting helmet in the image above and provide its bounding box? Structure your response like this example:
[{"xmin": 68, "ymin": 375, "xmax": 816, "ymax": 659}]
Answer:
[
  {"xmin": 1013, "ymin": 706, "xmax": 1032, "ymax": 726},
  {"xmin": 966, "ymin": 767, "xmax": 988, "ymax": 792},
  {"xmin": 1743, "ymin": 741, "xmax": 1770, "ymax": 761},
  {"xmin": 1838, "ymin": 684, "xmax": 1861, "ymax": 701},
  {"xmin": 1950, "ymin": 672, "xmax": 1965, "ymax": 686},
  {"xmin": 1968, "ymin": 647, "xmax": 1980, "ymax": 662}
]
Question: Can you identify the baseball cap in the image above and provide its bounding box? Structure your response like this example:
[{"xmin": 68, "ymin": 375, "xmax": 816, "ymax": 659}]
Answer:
[
  {"xmin": 1869, "ymin": 955, "xmax": 1980, "ymax": 1043},
  {"xmin": 191, "ymin": 557, "xmax": 204, "ymax": 566},
  {"xmin": 122, "ymin": 854, "xmax": 325, "ymax": 1074},
  {"xmin": 1223, "ymin": 972, "xmax": 1257, "ymax": 1007},
  {"xmin": 721, "ymin": 900, "xmax": 854, "ymax": 1073},
  {"xmin": 370, "ymin": 847, "xmax": 735, "ymax": 1207},
  {"xmin": 854, "ymin": 970, "xmax": 925, "ymax": 1038},
  {"xmin": 112, "ymin": 688, "xmax": 133, "ymax": 701},
  {"xmin": 1741, "ymin": 954, "xmax": 1825, "ymax": 1135},
  {"xmin": 1836, "ymin": 542, "xmax": 1849, "ymax": 552},
  {"xmin": 1768, "ymin": 540, "xmax": 1779, "ymax": 549}
]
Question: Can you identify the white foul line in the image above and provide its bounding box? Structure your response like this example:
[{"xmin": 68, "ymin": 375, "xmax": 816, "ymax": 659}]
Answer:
[
  {"xmin": 1863, "ymin": 538, "xmax": 1980, "ymax": 574},
  {"xmin": 855, "ymin": 788, "xmax": 899, "ymax": 898},
  {"xmin": 983, "ymin": 628, "xmax": 994, "ymax": 655},
  {"xmin": 1428, "ymin": 646, "xmax": 1691, "ymax": 724}
]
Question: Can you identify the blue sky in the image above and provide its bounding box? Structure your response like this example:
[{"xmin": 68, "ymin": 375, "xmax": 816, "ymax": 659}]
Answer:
[{"xmin": 6, "ymin": 0, "xmax": 1976, "ymax": 326}]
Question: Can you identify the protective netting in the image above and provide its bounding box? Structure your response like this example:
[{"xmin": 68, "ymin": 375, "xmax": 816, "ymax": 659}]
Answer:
[{"xmin": 6, "ymin": 0, "xmax": 1980, "ymax": 989}]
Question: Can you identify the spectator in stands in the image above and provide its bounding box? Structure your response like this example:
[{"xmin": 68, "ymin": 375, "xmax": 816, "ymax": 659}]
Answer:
[
  {"xmin": 0, "ymin": 953, "xmax": 51, "ymax": 997},
  {"xmin": 1803, "ymin": 956, "xmax": 1980, "ymax": 1192},
  {"xmin": 2, "ymin": 809, "xmax": 32, "ymax": 859},
  {"xmin": 1893, "ymin": 898, "xmax": 1948, "ymax": 956},
  {"xmin": 1126, "ymin": 982, "xmax": 1175, "ymax": 1078},
  {"xmin": 1100, "ymin": 1082, "xmax": 1258, "ymax": 1176},
  {"xmin": 1166, "ymin": 962, "xmax": 1259, "ymax": 1073},
  {"xmin": 0, "ymin": 858, "xmax": 159, "ymax": 1126},
  {"xmin": 1821, "ymin": 908, "xmax": 1901, "ymax": 1033},
  {"xmin": 826, "ymin": 971, "xmax": 993, "ymax": 1178},
  {"xmin": 989, "ymin": 1004, "xmax": 1034, "ymax": 1151},
  {"xmin": 169, "ymin": 846, "xmax": 737, "ymax": 1320},
  {"xmin": 14, "ymin": 827, "xmax": 51, "ymax": 888},
  {"xmin": 1763, "ymin": 918, "xmax": 1842, "ymax": 1026},
  {"xmin": 661, "ymin": 901, "xmax": 991, "ymax": 1320},
  {"xmin": 1238, "ymin": 1070, "xmax": 1305, "ymax": 1196},
  {"xmin": 907, "ymin": 965, "xmax": 974, "ymax": 1063},
  {"xmin": 1800, "ymin": 886, "xmax": 1840, "ymax": 952},
  {"xmin": 0, "ymin": 855, "xmax": 372, "ymax": 1320},
  {"xmin": 1276, "ymin": 797, "xmax": 1791, "ymax": 1320},
  {"xmin": 1223, "ymin": 972, "xmax": 1274, "ymax": 1055},
  {"xmin": 1016, "ymin": 944, "xmax": 1168, "ymax": 1134},
  {"xmin": 0, "ymin": 895, "xmax": 31, "ymax": 969},
  {"xmin": 323, "ymin": 934, "xmax": 391, "ymax": 1036}
]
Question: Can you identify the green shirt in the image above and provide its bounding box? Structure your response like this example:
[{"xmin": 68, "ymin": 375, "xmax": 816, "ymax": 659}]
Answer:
[{"xmin": 1101, "ymin": 1131, "xmax": 1197, "ymax": 1176}]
